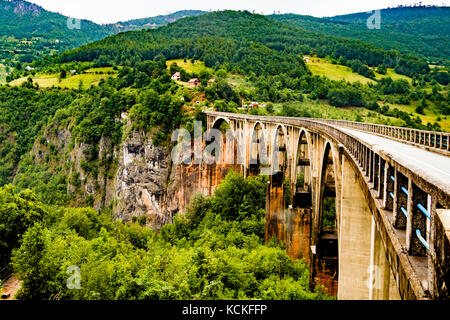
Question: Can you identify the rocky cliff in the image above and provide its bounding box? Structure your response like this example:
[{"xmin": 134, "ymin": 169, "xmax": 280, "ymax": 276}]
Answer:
[{"xmin": 21, "ymin": 113, "xmax": 226, "ymax": 230}]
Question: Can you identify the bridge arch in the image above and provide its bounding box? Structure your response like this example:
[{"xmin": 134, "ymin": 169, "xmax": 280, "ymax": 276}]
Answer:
[
  {"xmin": 209, "ymin": 117, "xmax": 237, "ymax": 165},
  {"xmin": 313, "ymin": 141, "xmax": 340, "ymax": 293},
  {"xmin": 293, "ymin": 129, "xmax": 313, "ymax": 207},
  {"xmin": 271, "ymin": 124, "xmax": 289, "ymax": 185},
  {"xmin": 249, "ymin": 121, "xmax": 268, "ymax": 176},
  {"xmin": 211, "ymin": 117, "xmax": 232, "ymax": 131}
]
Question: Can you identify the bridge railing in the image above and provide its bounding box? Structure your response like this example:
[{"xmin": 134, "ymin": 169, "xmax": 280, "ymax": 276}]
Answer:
[
  {"xmin": 295, "ymin": 118, "xmax": 450, "ymax": 154},
  {"xmin": 206, "ymin": 110, "xmax": 449, "ymax": 154}
]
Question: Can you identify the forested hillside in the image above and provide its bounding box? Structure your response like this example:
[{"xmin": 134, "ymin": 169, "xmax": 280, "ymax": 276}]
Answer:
[
  {"xmin": 53, "ymin": 10, "xmax": 430, "ymax": 78},
  {"xmin": 0, "ymin": 0, "xmax": 111, "ymax": 61},
  {"xmin": 272, "ymin": 6, "xmax": 450, "ymax": 64}
]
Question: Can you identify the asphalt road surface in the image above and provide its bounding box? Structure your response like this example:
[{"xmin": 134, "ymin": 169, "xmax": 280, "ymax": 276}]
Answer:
[{"xmin": 337, "ymin": 127, "xmax": 450, "ymax": 193}]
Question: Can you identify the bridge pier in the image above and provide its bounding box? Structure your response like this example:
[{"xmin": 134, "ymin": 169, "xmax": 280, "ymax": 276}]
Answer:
[{"xmin": 338, "ymin": 154, "xmax": 401, "ymax": 299}]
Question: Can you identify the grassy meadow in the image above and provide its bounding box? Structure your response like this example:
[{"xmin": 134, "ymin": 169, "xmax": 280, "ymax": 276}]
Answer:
[
  {"xmin": 305, "ymin": 56, "xmax": 412, "ymax": 84},
  {"xmin": 166, "ymin": 59, "xmax": 214, "ymax": 74},
  {"xmin": 9, "ymin": 67, "xmax": 117, "ymax": 89}
]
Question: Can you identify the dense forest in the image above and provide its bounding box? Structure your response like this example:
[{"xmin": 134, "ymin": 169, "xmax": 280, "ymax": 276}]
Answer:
[
  {"xmin": 51, "ymin": 10, "xmax": 431, "ymax": 78},
  {"xmin": 1, "ymin": 172, "xmax": 331, "ymax": 300},
  {"xmin": 272, "ymin": 6, "xmax": 450, "ymax": 65}
]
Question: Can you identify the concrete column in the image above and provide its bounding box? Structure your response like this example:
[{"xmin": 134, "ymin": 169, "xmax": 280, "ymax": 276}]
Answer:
[
  {"xmin": 370, "ymin": 220, "xmax": 401, "ymax": 300},
  {"xmin": 377, "ymin": 158, "xmax": 385, "ymax": 200},
  {"xmin": 384, "ymin": 164, "xmax": 394, "ymax": 211},
  {"xmin": 365, "ymin": 148, "xmax": 370, "ymax": 177},
  {"xmin": 369, "ymin": 151, "xmax": 374, "ymax": 183},
  {"xmin": 338, "ymin": 155, "xmax": 373, "ymax": 300},
  {"xmin": 407, "ymin": 183, "xmax": 429, "ymax": 256},
  {"xmin": 373, "ymin": 154, "xmax": 379, "ymax": 191},
  {"xmin": 393, "ymin": 172, "xmax": 407, "ymax": 229}
]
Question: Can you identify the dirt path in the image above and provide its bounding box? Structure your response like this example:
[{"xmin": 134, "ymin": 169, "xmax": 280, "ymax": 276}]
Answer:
[{"xmin": 1, "ymin": 276, "xmax": 22, "ymax": 300}]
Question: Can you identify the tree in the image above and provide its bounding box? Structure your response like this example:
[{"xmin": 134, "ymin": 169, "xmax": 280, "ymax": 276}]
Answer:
[
  {"xmin": 59, "ymin": 68, "xmax": 67, "ymax": 80},
  {"xmin": 0, "ymin": 186, "xmax": 46, "ymax": 267},
  {"xmin": 266, "ymin": 103, "xmax": 274, "ymax": 114}
]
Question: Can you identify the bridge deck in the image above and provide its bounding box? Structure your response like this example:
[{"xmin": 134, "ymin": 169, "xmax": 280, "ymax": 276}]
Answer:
[{"xmin": 337, "ymin": 126, "xmax": 450, "ymax": 193}]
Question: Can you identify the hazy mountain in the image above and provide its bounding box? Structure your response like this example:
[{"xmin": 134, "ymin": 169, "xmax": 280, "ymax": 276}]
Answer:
[
  {"xmin": 0, "ymin": 0, "xmax": 205, "ymax": 64},
  {"xmin": 112, "ymin": 10, "xmax": 206, "ymax": 31}
]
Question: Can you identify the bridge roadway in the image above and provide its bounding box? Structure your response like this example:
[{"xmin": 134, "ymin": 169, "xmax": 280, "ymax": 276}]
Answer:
[{"xmin": 336, "ymin": 126, "xmax": 450, "ymax": 193}]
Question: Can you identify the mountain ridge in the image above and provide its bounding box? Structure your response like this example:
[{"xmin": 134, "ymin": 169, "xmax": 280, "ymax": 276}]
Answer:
[{"xmin": 271, "ymin": 6, "xmax": 450, "ymax": 63}]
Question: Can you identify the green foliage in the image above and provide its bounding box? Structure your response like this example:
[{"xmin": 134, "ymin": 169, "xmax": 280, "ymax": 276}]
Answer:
[
  {"xmin": 322, "ymin": 197, "xmax": 336, "ymax": 228},
  {"xmin": 0, "ymin": 185, "xmax": 46, "ymax": 267},
  {"xmin": 0, "ymin": 85, "xmax": 76, "ymax": 186},
  {"xmin": 272, "ymin": 6, "xmax": 450, "ymax": 64},
  {"xmin": 10, "ymin": 173, "xmax": 330, "ymax": 300}
]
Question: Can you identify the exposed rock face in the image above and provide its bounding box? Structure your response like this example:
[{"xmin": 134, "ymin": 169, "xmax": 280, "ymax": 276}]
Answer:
[
  {"xmin": 25, "ymin": 119, "xmax": 232, "ymax": 230},
  {"xmin": 113, "ymin": 131, "xmax": 173, "ymax": 228}
]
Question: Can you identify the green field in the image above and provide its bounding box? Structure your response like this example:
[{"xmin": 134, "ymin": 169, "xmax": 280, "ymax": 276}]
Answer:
[
  {"xmin": 166, "ymin": 59, "xmax": 213, "ymax": 74},
  {"xmin": 374, "ymin": 68, "xmax": 412, "ymax": 83},
  {"xmin": 306, "ymin": 57, "xmax": 376, "ymax": 84},
  {"xmin": 9, "ymin": 67, "xmax": 117, "ymax": 89},
  {"xmin": 227, "ymin": 74, "xmax": 255, "ymax": 90},
  {"xmin": 306, "ymin": 57, "xmax": 412, "ymax": 84}
]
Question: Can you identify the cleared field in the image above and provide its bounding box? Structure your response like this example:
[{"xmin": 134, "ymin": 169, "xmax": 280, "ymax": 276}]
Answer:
[
  {"xmin": 227, "ymin": 74, "xmax": 255, "ymax": 90},
  {"xmin": 306, "ymin": 57, "xmax": 412, "ymax": 84},
  {"xmin": 271, "ymin": 100, "xmax": 405, "ymax": 127},
  {"xmin": 305, "ymin": 57, "xmax": 376, "ymax": 84},
  {"xmin": 374, "ymin": 68, "xmax": 412, "ymax": 83},
  {"xmin": 9, "ymin": 67, "xmax": 117, "ymax": 89},
  {"xmin": 166, "ymin": 59, "xmax": 213, "ymax": 74}
]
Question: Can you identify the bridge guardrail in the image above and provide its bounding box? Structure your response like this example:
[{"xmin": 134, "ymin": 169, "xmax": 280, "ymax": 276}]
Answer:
[
  {"xmin": 309, "ymin": 118, "xmax": 450, "ymax": 155},
  {"xmin": 205, "ymin": 109, "xmax": 450, "ymax": 155}
]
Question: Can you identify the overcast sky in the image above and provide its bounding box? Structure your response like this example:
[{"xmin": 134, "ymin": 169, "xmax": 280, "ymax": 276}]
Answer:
[{"xmin": 27, "ymin": 0, "xmax": 449, "ymax": 24}]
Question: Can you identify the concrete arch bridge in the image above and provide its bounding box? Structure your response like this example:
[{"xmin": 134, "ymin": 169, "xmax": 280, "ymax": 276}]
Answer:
[{"xmin": 197, "ymin": 111, "xmax": 450, "ymax": 300}]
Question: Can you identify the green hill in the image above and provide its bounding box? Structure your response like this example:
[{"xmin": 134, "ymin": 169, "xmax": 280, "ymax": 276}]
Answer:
[
  {"xmin": 53, "ymin": 10, "xmax": 430, "ymax": 79},
  {"xmin": 271, "ymin": 6, "xmax": 450, "ymax": 64}
]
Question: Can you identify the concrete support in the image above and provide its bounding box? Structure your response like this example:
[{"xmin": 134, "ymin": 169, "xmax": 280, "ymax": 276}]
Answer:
[
  {"xmin": 338, "ymin": 155, "xmax": 373, "ymax": 300},
  {"xmin": 377, "ymin": 158, "xmax": 385, "ymax": 200},
  {"xmin": 370, "ymin": 219, "xmax": 401, "ymax": 300},
  {"xmin": 407, "ymin": 183, "xmax": 429, "ymax": 256},
  {"xmin": 384, "ymin": 164, "xmax": 395, "ymax": 211},
  {"xmin": 393, "ymin": 172, "xmax": 408, "ymax": 229}
]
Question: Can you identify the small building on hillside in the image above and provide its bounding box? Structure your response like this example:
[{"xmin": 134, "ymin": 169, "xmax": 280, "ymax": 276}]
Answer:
[
  {"xmin": 207, "ymin": 78, "xmax": 216, "ymax": 87},
  {"xmin": 303, "ymin": 56, "xmax": 310, "ymax": 63},
  {"xmin": 171, "ymin": 72, "xmax": 181, "ymax": 81},
  {"xmin": 188, "ymin": 78, "xmax": 201, "ymax": 87}
]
